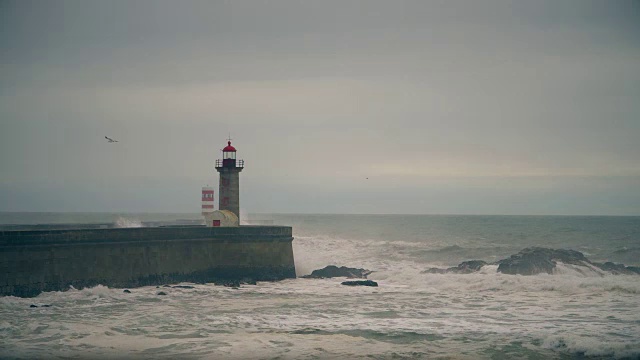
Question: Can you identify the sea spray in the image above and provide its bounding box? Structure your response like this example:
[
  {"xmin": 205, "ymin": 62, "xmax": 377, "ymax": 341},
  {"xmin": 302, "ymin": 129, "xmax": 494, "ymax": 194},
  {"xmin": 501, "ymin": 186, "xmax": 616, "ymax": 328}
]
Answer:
[{"xmin": 113, "ymin": 216, "xmax": 143, "ymax": 228}]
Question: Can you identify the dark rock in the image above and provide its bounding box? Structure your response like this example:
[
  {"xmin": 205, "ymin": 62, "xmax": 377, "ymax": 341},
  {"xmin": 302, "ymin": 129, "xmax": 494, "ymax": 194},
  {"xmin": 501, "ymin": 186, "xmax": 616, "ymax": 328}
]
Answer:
[
  {"xmin": 424, "ymin": 247, "xmax": 640, "ymax": 277},
  {"xmin": 302, "ymin": 265, "xmax": 373, "ymax": 279},
  {"xmin": 456, "ymin": 260, "xmax": 487, "ymax": 273},
  {"xmin": 163, "ymin": 285, "xmax": 172, "ymax": 288},
  {"xmin": 157, "ymin": 291, "xmax": 167, "ymax": 296},
  {"xmin": 123, "ymin": 289, "xmax": 131, "ymax": 293},
  {"xmin": 30, "ymin": 304, "xmax": 38, "ymax": 308},
  {"xmin": 172, "ymin": 285, "xmax": 195, "ymax": 289},
  {"xmin": 497, "ymin": 247, "xmax": 589, "ymax": 275},
  {"xmin": 341, "ymin": 280, "xmax": 378, "ymax": 287},
  {"xmin": 424, "ymin": 260, "xmax": 487, "ymax": 274},
  {"xmin": 41, "ymin": 304, "xmax": 51, "ymax": 307},
  {"xmin": 593, "ymin": 262, "xmax": 640, "ymax": 275}
]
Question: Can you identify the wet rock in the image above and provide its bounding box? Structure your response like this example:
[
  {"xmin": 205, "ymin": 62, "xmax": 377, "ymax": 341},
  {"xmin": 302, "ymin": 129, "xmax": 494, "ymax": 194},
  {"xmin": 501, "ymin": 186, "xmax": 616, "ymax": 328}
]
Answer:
[
  {"xmin": 424, "ymin": 247, "xmax": 640, "ymax": 277},
  {"xmin": 163, "ymin": 285, "xmax": 172, "ymax": 288},
  {"xmin": 424, "ymin": 260, "xmax": 487, "ymax": 274},
  {"xmin": 455, "ymin": 260, "xmax": 488, "ymax": 273},
  {"xmin": 41, "ymin": 304, "xmax": 51, "ymax": 307},
  {"xmin": 497, "ymin": 247, "xmax": 589, "ymax": 275},
  {"xmin": 240, "ymin": 278, "xmax": 257, "ymax": 285},
  {"xmin": 123, "ymin": 289, "xmax": 131, "ymax": 293},
  {"xmin": 593, "ymin": 262, "xmax": 640, "ymax": 275},
  {"xmin": 341, "ymin": 280, "xmax": 378, "ymax": 287},
  {"xmin": 302, "ymin": 265, "xmax": 373, "ymax": 279},
  {"xmin": 172, "ymin": 285, "xmax": 195, "ymax": 289},
  {"xmin": 157, "ymin": 291, "xmax": 167, "ymax": 296},
  {"xmin": 30, "ymin": 304, "xmax": 38, "ymax": 308}
]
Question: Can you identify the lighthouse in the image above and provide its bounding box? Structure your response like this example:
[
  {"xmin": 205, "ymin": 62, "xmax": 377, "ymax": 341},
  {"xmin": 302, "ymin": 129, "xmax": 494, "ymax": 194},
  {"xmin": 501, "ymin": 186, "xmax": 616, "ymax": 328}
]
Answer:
[
  {"xmin": 215, "ymin": 139, "xmax": 244, "ymax": 220},
  {"xmin": 201, "ymin": 187, "xmax": 215, "ymax": 215}
]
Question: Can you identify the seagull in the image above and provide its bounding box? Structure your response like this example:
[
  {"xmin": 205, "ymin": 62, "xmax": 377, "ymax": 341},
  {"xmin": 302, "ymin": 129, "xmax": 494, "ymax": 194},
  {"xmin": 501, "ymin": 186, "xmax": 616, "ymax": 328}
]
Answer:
[{"xmin": 105, "ymin": 136, "xmax": 118, "ymax": 143}]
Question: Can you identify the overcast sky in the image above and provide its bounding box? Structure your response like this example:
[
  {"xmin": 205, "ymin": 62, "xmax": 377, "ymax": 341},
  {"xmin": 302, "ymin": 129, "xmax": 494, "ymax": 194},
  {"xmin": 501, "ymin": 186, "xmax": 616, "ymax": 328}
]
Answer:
[{"xmin": 1, "ymin": 0, "xmax": 639, "ymax": 215}]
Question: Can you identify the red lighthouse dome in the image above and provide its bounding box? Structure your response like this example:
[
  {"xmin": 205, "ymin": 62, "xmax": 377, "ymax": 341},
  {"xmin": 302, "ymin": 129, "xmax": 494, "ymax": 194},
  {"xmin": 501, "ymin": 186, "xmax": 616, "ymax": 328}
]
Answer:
[{"xmin": 222, "ymin": 141, "xmax": 236, "ymax": 152}]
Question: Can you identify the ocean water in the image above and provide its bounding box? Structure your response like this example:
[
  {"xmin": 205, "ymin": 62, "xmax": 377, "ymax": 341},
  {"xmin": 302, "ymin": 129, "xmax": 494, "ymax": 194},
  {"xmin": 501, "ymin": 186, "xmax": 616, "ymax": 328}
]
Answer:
[{"xmin": 1, "ymin": 213, "xmax": 639, "ymax": 359}]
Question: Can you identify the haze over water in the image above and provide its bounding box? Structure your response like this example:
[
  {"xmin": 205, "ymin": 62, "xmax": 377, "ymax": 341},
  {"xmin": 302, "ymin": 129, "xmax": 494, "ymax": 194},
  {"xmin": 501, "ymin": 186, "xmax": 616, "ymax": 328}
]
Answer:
[{"xmin": 1, "ymin": 212, "xmax": 639, "ymax": 359}]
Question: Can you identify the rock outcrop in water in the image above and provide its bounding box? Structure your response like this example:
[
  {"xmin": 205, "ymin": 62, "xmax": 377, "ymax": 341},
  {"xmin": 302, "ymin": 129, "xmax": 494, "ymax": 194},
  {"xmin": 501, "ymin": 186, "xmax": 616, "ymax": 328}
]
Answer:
[
  {"xmin": 591, "ymin": 261, "xmax": 640, "ymax": 275},
  {"xmin": 424, "ymin": 247, "xmax": 640, "ymax": 276},
  {"xmin": 497, "ymin": 248, "xmax": 589, "ymax": 275},
  {"xmin": 341, "ymin": 280, "xmax": 378, "ymax": 287},
  {"xmin": 423, "ymin": 260, "xmax": 487, "ymax": 274},
  {"xmin": 302, "ymin": 265, "xmax": 373, "ymax": 279}
]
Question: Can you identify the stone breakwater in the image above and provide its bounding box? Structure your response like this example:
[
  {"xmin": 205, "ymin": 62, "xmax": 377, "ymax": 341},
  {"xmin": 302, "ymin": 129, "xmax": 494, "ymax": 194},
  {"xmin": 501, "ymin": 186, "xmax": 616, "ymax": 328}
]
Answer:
[{"xmin": 0, "ymin": 226, "xmax": 295, "ymax": 297}]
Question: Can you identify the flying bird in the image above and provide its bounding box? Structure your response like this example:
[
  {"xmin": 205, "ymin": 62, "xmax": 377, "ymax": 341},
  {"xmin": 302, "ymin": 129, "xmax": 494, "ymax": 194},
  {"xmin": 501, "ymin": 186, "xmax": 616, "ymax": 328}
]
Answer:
[{"xmin": 105, "ymin": 136, "xmax": 118, "ymax": 143}]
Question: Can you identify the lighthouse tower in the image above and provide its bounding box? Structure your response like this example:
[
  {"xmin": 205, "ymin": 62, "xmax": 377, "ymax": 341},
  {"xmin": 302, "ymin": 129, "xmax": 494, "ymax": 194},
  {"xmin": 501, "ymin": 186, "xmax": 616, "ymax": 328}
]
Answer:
[{"xmin": 215, "ymin": 140, "xmax": 244, "ymax": 220}]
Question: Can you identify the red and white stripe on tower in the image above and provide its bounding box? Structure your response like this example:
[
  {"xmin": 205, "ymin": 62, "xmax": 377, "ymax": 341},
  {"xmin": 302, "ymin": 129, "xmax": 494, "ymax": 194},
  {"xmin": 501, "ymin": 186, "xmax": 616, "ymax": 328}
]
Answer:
[{"xmin": 201, "ymin": 187, "xmax": 215, "ymax": 215}]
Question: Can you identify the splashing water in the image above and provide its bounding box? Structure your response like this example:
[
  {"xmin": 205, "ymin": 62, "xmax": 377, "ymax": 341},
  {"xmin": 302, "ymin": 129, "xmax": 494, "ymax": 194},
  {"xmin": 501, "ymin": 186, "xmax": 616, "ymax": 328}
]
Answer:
[{"xmin": 113, "ymin": 216, "xmax": 143, "ymax": 228}]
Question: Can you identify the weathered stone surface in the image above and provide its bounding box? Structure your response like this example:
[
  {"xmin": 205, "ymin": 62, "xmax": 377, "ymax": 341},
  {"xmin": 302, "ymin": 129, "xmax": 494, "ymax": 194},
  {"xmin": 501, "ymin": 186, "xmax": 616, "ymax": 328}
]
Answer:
[
  {"xmin": 0, "ymin": 226, "xmax": 296, "ymax": 298},
  {"xmin": 302, "ymin": 265, "xmax": 373, "ymax": 279},
  {"xmin": 424, "ymin": 260, "xmax": 487, "ymax": 274},
  {"xmin": 341, "ymin": 280, "xmax": 378, "ymax": 287},
  {"xmin": 157, "ymin": 291, "xmax": 167, "ymax": 296},
  {"xmin": 497, "ymin": 247, "xmax": 589, "ymax": 275},
  {"xmin": 123, "ymin": 289, "xmax": 131, "ymax": 293}
]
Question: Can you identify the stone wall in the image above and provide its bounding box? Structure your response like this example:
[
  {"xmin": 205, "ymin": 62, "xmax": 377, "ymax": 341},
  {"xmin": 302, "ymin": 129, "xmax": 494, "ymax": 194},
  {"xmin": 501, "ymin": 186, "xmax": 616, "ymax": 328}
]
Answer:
[
  {"xmin": 0, "ymin": 226, "xmax": 295, "ymax": 297},
  {"xmin": 217, "ymin": 167, "xmax": 242, "ymax": 218}
]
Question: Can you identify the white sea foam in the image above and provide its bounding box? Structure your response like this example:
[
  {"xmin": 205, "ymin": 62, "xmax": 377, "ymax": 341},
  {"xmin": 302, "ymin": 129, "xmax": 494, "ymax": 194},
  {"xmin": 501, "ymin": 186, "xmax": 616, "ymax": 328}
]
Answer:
[
  {"xmin": 542, "ymin": 334, "xmax": 640, "ymax": 359},
  {"xmin": 2, "ymin": 221, "xmax": 640, "ymax": 359},
  {"xmin": 114, "ymin": 216, "xmax": 143, "ymax": 228}
]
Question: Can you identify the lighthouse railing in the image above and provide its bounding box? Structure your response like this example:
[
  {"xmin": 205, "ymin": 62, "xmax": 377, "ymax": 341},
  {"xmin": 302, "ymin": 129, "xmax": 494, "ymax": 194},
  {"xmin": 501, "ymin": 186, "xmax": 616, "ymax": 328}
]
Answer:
[{"xmin": 215, "ymin": 159, "xmax": 244, "ymax": 168}]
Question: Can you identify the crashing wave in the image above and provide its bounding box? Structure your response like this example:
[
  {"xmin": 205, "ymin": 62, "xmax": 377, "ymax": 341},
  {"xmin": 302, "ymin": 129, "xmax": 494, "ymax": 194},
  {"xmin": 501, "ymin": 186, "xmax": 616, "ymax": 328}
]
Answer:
[{"xmin": 114, "ymin": 216, "xmax": 143, "ymax": 228}]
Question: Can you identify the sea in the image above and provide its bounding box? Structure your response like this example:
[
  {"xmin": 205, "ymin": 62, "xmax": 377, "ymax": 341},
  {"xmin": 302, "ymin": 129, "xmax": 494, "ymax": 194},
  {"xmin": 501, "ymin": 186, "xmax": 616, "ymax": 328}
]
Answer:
[{"xmin": 1, "ymin": 212, "xmax": 639, "ymax": 359}]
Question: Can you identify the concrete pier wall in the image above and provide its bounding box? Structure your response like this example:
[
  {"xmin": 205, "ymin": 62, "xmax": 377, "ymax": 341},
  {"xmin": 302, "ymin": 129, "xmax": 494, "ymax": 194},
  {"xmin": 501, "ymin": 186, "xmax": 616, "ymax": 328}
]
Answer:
[{"xmin": 0, "ymin": 226, "xmax": 295, "ymax": 297}]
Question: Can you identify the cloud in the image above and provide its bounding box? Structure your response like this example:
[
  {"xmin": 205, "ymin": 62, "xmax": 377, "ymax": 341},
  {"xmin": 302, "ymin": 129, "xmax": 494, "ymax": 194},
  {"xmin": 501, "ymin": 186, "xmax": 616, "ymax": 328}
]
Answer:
[{"xmin": 1, "ymin": 0, "xmax": 639, "ymax": 214}]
